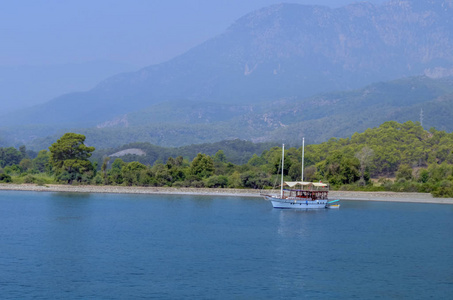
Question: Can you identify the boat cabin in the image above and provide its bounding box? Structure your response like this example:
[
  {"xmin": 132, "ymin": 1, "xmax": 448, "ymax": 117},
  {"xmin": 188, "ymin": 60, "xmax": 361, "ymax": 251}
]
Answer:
[{"xmin": 282, "ymin": 181, "xmax": 329, "ymax": 200}]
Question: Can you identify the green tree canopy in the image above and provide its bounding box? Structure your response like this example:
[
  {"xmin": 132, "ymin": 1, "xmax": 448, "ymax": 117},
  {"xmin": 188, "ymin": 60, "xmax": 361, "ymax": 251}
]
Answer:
[
  {"xmin": 32, "ymin": 150, "xmax": 50, "ymax": 173},
  {"xmin": 190, "ymin": 153, "xmax": 214, "ymax": 179},
  {"xmin": 121, "ymin": 161, "xmax": 148, "ymax": 186},
  {"xmin": 49, "ymin": 133, "xmax": 95, "ymax": 183},
  {"xmin": 0, "ymin": 147, "xmax": 24, "ymax": 168}
]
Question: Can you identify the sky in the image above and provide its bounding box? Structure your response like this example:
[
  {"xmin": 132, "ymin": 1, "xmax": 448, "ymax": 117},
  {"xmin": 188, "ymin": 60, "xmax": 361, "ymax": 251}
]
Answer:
[{"xmin": 1, "ymin": 0, "xmax": 389, "ymax": 68}]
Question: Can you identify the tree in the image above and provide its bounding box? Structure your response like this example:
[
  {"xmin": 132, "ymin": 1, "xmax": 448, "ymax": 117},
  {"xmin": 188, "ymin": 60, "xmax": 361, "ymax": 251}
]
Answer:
[
  {"xmin": 213, "ymin": 150, "xmax": 227, "ymax": 163},
  {"xmin": 247, "ymin": 154, "xmax": 265, "ymax": 167},
  {"xmin": 19, "ymin": 145, "xmax": 27, "ymax": 159},
  {"xmin": 19, "ymin": 158, "xmax": 32, "ymax": 172},
  {"xmin": 121, "ymin": 161, "xmax": 147, "ymax": 186},
  {"xmin": 417, "ymin": 169, "xmax": 429, "ymax": 183},
  {"xmin": 206, "ymin": 175, "xmax": 229, "ymax": 188},
  {"xmin": 165, "ymin": 156, "xmax": 186, "ymax": 183},
  {"xmin": 190, "ymin": 153, "xmax": 214, "ymax": 179},
  {"xmin": 32, "ymin": 150, "xmax": 50, "ymax": 173},
  {"xmin": 48, "ymin": 133, "xmax": 95, "ymax": 183},
  {"xmin": 0, "ymin": 173, "xmax": 12, "ymax": 183},
  {"xmin": 396, "ymin": 164, "xmax": 413, "ymax": 181},
  {"xmin": 0, "ymin": 147, "xmax": 24, "ymax": 168},
  {"xmin": 101, "ymin": 156, "xmax": 110, "ymax": 183},
  {"xmin": 321, "ymin": 151, "xmax": 360, "ymax": 185},
  {"xmin": 108, "ymin": 158, "xmax": 126, "ymax": 184},
  {"xmin": 355, "ymin": 146, "xmax": 374, "ymax": 185}
]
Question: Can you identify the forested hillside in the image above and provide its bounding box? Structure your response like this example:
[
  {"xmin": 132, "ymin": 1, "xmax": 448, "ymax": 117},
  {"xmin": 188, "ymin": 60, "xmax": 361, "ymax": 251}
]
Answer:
[
  {"xmin": 1, "ymin": 121, "xmax": 452, "ymax": 197},
  {"xmin": 11, "ymin": 76, "xmax": 453, "ymax": 150},
  {"xmin": 90, "ymin": 139, "xmax": 279, "ymax": 166},
  {"xmin": 2, "ymin": 0, "xmax": 453, "ymax": 148}
]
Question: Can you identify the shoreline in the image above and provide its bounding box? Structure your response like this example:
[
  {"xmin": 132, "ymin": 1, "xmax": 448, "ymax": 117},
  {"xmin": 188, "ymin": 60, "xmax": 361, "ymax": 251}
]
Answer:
[{"xmin": 1, "ymin": 183, "xmax": 453, "ymax": 204}]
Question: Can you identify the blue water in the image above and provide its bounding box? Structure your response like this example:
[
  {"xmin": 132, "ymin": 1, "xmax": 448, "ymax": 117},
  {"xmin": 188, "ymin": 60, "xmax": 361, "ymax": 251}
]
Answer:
[{"xmin": 1, "ymin": 191, "xmax": 452, "ymax": 299}]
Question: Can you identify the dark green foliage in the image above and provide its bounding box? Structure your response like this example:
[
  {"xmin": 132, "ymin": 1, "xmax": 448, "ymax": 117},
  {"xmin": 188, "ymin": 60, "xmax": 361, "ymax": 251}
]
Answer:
[
  {"xmin": 319, "ymin": 151, "xmax": 361, "ymax": 186},
  {"xmin": 3, "ymin": 165, "xmax": 22, "ymax": 175},
  {"xmin": 165, "ymin": 156, "xmax": 186, "ymax": 184},
  {"xmin": 0, "ymin": 173, "xmax": 12, "ymax": 183},
  {"xmin": 0, "ymin": 147, "xmax": 24, "ymax": 168},
  {"xmin": 19, "ymin": 158, "xmax": 32, "ymax": 172},
  {"xmin": 205, "ymin": 175, "xmax": 229, "ymax": 188},
  {"xmin": 431, "ymin": 180, "xmax": 453, "ymax": 198},
  {"xmin": 240, "ymin": 171, "xmax": 272, "ymax": 189},
  {"xmin": 49, "ymin": 133, "xmax": 95, "ymax": 168},
  {"xmin": 213, "ymin": 150, "xmax": 227, "ymax": 163},
  {"xmin": 304, "ymin": 121, "xmax": 453, "ymax": 196},
  {"xmin": 417, "ymin": 169, "xmax": 430, "ymax": 183},
  {"xmin": 89, "ymin": 139, "xmax": 277, "ymax": 168},
  {"xmin": 101, "ymin": 156, "xmax": 110, "ymax": 184},
  {"xmin": 49, "ymin": 133, "xmax": 95, "ymax": 184},
  {"xmin": 121, "ymin": 162, "xmax": 147, "ymax": 186},
  {"xmin": 247, "ymin": 154, "xmax": 266, "ymax": 167},
  {"xmin": 190, "ymin": 154, "xmax": 214, "ymax": 179},
  {"xmin": 1, "ymin": 121, "xmax": 453, "ymax": 197},
  {"xmin": 107, "ymin": 158, "xmax": 126, "ymax": 185},
  {"xmin": 396, "ymin": 164, "xmax": 413, "ymax": 181},
  {"xmin": 55, "ymin": 160, "xmax": 94, "ymax": 184},
  {"xmin": 22, "ymin": 174, "xmax": 35, "ymax": 184}
]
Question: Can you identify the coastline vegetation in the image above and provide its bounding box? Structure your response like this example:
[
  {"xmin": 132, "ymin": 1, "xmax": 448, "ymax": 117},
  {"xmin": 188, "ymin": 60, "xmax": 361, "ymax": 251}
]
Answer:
[{"xmin": 1, "ymin": 121, "xmax": 452, "ymax": 197}]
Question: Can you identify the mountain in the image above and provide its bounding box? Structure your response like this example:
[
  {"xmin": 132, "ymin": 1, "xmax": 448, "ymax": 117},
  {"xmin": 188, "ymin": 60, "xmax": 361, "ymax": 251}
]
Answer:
[
  {"xmin": 1, "ymin": 0, "xmax": 453, "ymax": 148},
  {"xmin": 2, "ymin": 0, "xmax": 453, "ymax": 127},
  {"xmin": 18, "ymin": 75, "xmax": 453, "ymax": 151}
]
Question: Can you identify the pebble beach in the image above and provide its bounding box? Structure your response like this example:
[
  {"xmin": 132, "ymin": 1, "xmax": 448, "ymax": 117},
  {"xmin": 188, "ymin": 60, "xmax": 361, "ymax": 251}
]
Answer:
[{"xmin": 1, "ymin": 183, "xmax": 453, "ymax": 204}]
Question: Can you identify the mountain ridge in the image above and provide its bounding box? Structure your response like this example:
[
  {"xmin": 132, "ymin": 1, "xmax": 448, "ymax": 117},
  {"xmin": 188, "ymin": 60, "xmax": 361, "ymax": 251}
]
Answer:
[
  {"xmin": 14, "ymin": 75, "xmax": 453, "ymax": 151},
  {"xmin": 1, "ymin": 0, "xmax": 453, "ymax": 148},
  {"xmin": 2, "ymin": 0, "xmax": 453, "ymax": 127}
]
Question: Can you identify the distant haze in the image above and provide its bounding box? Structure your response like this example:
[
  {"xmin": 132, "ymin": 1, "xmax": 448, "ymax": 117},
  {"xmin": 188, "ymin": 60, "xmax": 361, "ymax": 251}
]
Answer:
[
  {"xmin": 1, "ymin": 0, "xmax": 389, "ymax": 67},
  {"xmin": 0, "ymin": 61, "xmax": 138, "ymax": 114},
  {"xmin": 2, "ymin": 0, "xmax": 453, "ymax": 150},
  {"xmin": 0, "ymin": 0, "xmax": 387, "ymax": 113}
]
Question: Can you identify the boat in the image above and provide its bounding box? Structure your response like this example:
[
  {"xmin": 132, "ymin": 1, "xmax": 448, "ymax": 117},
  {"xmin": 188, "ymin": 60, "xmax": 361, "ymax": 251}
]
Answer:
[
  {"xmin": 262, "ymin": 141, "xmax": 340, "ymax": 209},
  {"xmin": 264, "ymin": 181, "xmax": 335, "ymax": 209}
]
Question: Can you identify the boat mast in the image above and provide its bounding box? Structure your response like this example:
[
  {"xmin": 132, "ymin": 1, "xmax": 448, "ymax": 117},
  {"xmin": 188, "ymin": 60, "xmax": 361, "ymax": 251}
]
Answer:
[
  {"xmin": 301, "ymin": 137, "xmax": 305, "ymax": 181},
  {"xmin": 281, "ymin": 144, "xmax": 284, "ymax": 198}
]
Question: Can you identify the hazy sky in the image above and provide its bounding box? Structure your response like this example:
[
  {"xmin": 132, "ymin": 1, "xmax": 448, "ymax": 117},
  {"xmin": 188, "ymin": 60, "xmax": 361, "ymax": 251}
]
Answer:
[{"xmin": 1, "ymin": 0, "xmax": 389, "ymax": 68}]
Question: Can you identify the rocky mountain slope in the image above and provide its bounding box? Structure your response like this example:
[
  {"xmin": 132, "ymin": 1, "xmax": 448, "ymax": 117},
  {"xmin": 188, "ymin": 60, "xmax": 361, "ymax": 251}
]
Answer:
[
  {"xmin": 2, "ymin": 0, "xmax": 453, "ymax": 127},
  {"xmin": 19, "ymin": 75, "xmax": 453, "ymax": 150},
  {"xmin": 1, "ymin": 0, "xmax": 453, "ymax": 148}
]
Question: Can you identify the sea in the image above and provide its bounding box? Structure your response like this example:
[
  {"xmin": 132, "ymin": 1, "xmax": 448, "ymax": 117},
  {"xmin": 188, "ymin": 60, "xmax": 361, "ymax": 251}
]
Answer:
[{"xmin": 1, "ymin": 190, "xmax": 452, "ymax": 299}]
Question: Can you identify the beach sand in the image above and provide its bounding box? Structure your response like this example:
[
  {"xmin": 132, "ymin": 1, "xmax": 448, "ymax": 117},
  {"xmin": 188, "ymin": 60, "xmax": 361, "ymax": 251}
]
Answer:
[{"xmin": 1, "ymin": 183, "xmax": 452, "ymax": 205}]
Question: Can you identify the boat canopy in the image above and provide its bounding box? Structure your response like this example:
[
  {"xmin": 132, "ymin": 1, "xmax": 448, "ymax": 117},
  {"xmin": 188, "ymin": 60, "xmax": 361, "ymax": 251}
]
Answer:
[{"xmin": 284, "ymin": 181, "xmax": 328, "ymax": 187}]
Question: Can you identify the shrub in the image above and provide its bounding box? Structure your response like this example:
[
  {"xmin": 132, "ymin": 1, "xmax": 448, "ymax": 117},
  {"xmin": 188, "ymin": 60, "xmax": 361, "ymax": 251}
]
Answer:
[
  {"xmin": 23, "ymin": 174, "xmax": 35, "ymax": 183},
  {"xmin": 205, "ymin": 175, "xmax": 229, "ymax": 188},
  {"xmin": 172, "ymin": 181, "xmax": 186, "ymax": 188},
  {"xmin": 431, "ymin": 180, "xmax": 453, "ymax": 197},
  {"xmin": 0, "ymin": 173, "xmax": 12, "ymax": 183},
  {"xmin": 190, "ymin": 180, "xmax": 205, "ymax": 188},
  {"xmin": 92, "ymin": 174, "xmax": 103, "ymax": 185},
  {"xmin": 35, "ymin": 178, "xmax": 46, "ymax": 186}
]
